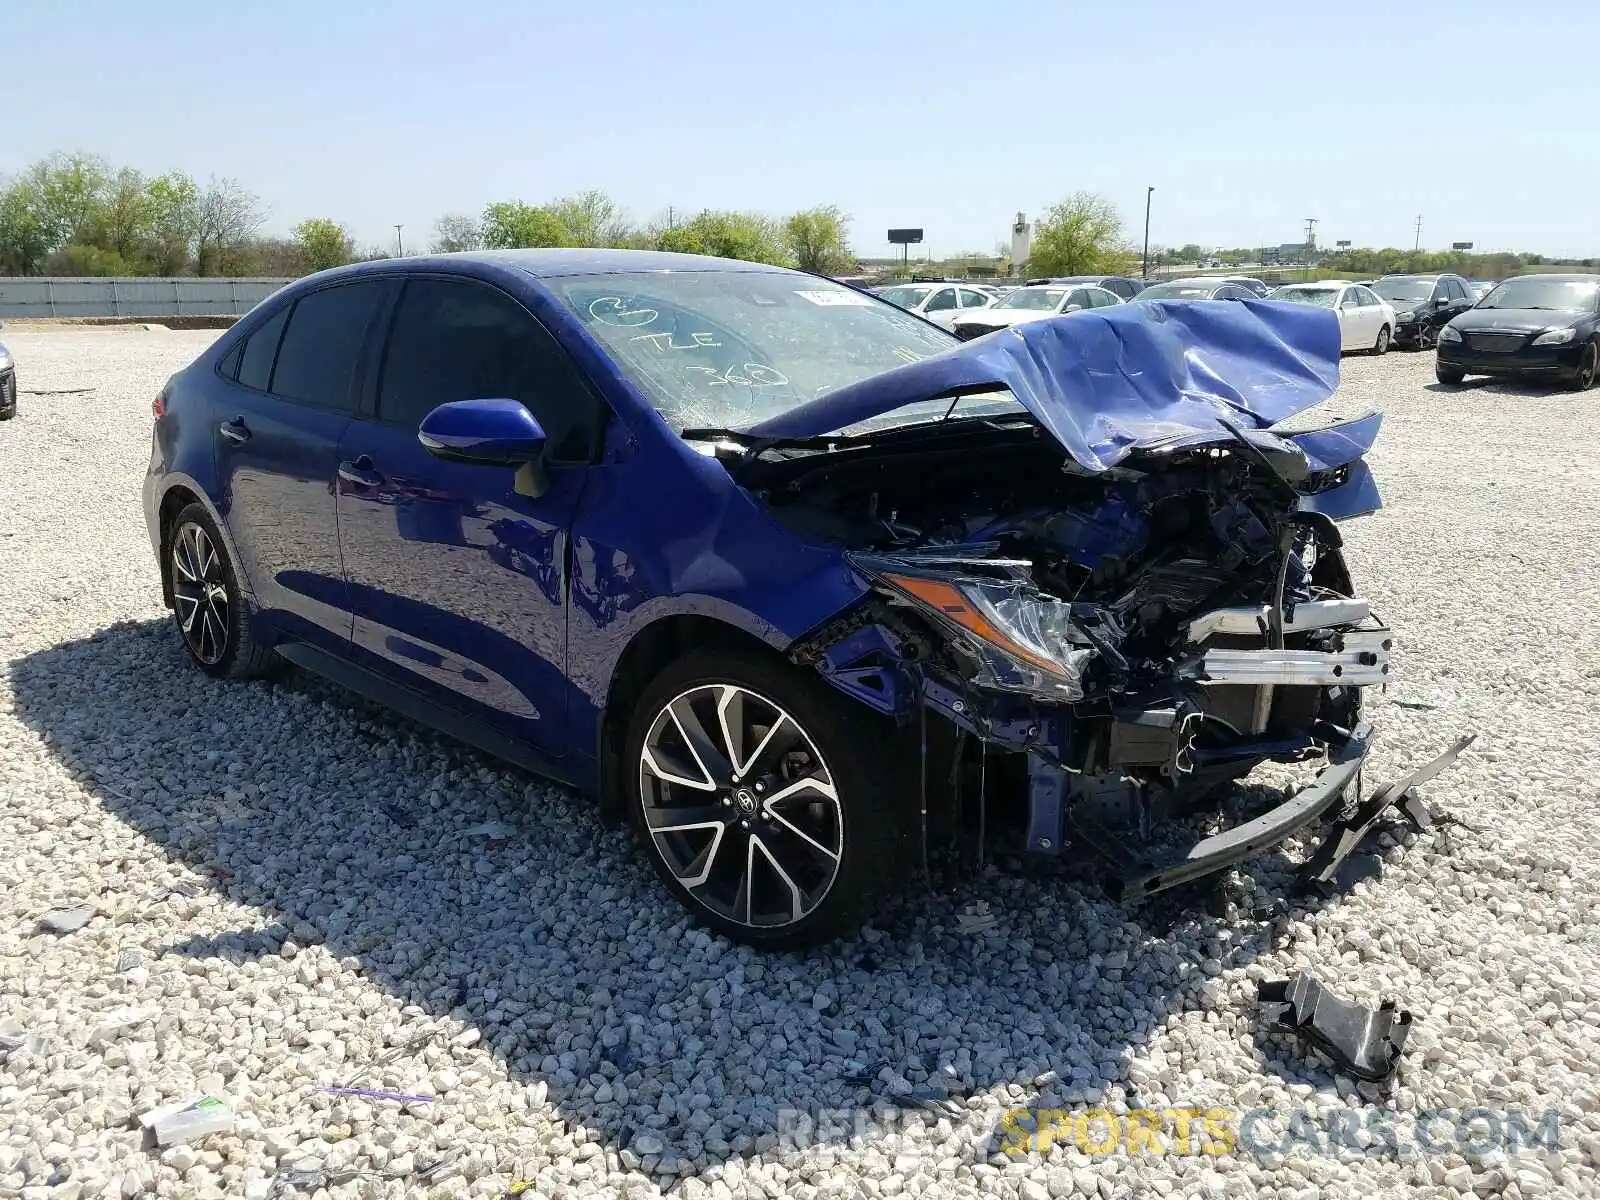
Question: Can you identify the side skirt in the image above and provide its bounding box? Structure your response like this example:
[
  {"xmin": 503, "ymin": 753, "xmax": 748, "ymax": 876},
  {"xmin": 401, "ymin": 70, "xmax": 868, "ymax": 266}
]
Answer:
[{"xmin": 273, "ymin": 641, "xmax": 591, "ymax": 794}]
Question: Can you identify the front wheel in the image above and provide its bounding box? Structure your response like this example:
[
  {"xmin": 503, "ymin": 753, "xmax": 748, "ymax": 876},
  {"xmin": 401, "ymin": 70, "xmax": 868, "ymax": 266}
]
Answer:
[
  {"xmin": 1568, "ymin": 343, "xmax": 1598, "ymax": 392},
  {"xmin": 1415, "ymin": 324, "xmax": 1439, "ymax": 351},
  {"xmin": 624, "ymin": 647, "xmax": 913, "ymax": 949},
  {"xmin": 1435, "ymin": 364, "xmax": 1466, "ymax": 386},
  {"xmin": 1371, "ymin": 325, "xmax": 1391, "ymax": 356},
  {"xmin": 165, "ymin": 502, "xmax": 275, "ymax": 679}
]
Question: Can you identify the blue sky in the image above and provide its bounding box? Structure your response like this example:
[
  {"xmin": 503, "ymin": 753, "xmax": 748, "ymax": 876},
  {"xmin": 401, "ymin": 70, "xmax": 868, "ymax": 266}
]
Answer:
[{"xmin": 4, "ymin": 0, "xmax": 1596, "ymax": 258}]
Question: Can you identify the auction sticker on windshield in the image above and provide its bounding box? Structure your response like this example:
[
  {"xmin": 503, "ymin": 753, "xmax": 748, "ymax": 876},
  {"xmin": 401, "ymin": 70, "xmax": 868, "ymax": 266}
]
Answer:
[{"xmin": 794, "ymin": 289, "xmax": 874, "ymax": 307}]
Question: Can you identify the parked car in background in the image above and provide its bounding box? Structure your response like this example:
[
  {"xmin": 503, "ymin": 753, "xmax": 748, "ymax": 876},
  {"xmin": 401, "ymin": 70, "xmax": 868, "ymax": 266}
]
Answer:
[
  {"xmin": 1370, "ymin": 274, "xmax": 1476, "ymax": 349},
  {"xmin": 1215, "ymin": 276, "xmax": 1272, "ymax": 298},
  {"xmin": 949, "ymin": 283, "xmax": 1123, "ymax": 340},
  {"xmin": 1269, "ymin": 281, "xmax": 1396, "ymax": 354},
  {"xmin": 142, "ymin": 248, "xmax": 1411, "ymax": 947},
  {"xmin": 1135, "ymin": 278, "xmax": 1257, "ymax": 302},
  {"xmin": 1025, "ymin": 275, "xmax": 1147, "ymax": 300},
  {"xmin": 1435, "ymin": 273, "xmax": 1600, "ymax": 390},
  {"xmin": 870, "ymin": 282, "xmax": 996, "ymax": 329},
  {"xmin": 1467, "ymin": 279, "xmax": 1498, "ymax": 300},
  {"xmin": 0, "ymin": 337, "xmax": 15, "ymax": 420}
]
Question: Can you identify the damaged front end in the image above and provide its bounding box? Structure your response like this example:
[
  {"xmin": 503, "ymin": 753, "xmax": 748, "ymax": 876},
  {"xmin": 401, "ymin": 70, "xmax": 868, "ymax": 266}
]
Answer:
[{"xmin": 724, "ymin": 302, "xmax": 1452, "ymax": 899}]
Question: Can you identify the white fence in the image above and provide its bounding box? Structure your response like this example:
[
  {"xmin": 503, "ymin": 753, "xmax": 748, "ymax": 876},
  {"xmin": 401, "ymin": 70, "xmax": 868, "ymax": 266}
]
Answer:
[{"xmin": 0, "ymin": 277, "xmax": 294, "ymax": 320}]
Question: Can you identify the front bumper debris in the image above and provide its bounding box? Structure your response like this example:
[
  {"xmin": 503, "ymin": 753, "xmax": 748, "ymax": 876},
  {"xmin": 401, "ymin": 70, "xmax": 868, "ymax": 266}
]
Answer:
[
  {"xmin": 1074, "ymin": 721, "xmax": 1374, "ymax": 901},
  {"xmin": 1298, "ymin": 732, "xmax": 1477, "ymax": 893},
  {"xmin": 1257, "ymin": 972, "xmax": 1414, "ymax": 1081}
]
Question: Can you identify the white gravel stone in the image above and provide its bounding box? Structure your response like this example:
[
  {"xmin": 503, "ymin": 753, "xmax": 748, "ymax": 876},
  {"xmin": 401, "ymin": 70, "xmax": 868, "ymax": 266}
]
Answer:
[{"xmin": 1, "ymin": 330, "xmax": 1598, "ymax": 1200}]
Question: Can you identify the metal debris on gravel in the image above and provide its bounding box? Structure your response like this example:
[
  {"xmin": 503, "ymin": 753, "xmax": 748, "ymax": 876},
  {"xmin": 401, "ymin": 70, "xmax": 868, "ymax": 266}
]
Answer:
[{"xmin": 1, "ymin": 328, "xmax": 1598, "ymax": 1199}]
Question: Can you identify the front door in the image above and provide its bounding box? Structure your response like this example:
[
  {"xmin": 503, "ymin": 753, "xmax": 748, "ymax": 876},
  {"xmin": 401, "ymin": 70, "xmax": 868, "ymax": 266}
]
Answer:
[
  {"xmin": 214, "ymin": 281, "xmax": 386, "ymax": 650},
  {"xmin": 334, "ymin": 275, "xmax": 608, "ymax": 756}
]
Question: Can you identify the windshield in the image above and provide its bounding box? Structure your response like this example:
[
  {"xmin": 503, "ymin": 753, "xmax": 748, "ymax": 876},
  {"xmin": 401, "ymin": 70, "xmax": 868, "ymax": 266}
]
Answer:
[
  {"xmin": 1477, "ymin": 278, "xmax": 1600, "ymax": 311},
  {"xmin": 1272, "ymin": 288, "xmax": 1339, "ymax": 308},
  {"xmin": 874, "ymin": 287, "xmax": 930, "ymax": 311},
  {"xmin": 997, "ymin": 288, "xmax": 1068, "ymax": 311},
  {"xmin": 1372, "ymin": 278, "xmax": 1435, "ymax": 302},
  {"xmin": 1139, "ymin": 282, "xmax": 1214, "ymax": 300},
  {"xmin": 545, "ymin": 270, "xmax": 1021, "ymax": 433}
]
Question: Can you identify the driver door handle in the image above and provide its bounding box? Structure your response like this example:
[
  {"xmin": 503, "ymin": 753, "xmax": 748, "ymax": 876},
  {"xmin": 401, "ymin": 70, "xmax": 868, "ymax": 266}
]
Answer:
[
  {"xmin": 218, "ymin": 416, "xmax": 251, "ymax": 444},
  {"xmin": 338, "ymin": 455, "xmax": 384, "ymax": 488}
]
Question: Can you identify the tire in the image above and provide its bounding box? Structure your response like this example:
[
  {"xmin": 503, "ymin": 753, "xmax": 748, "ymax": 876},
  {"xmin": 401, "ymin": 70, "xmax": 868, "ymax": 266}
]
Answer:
[
  {"xmin": 1435, "ymin": 364, "xmax": 1466, "ymax": 386},
  {"xmin": 624, "ymin": 646, "xmax": 914, "ymax": 949},
  {"xmin": 1567, "ymin": 343, "xmax": 1598, "ymax": 392},
  {"xmin": 165, "ymin": 502, "xmax": 275, "ymax": 680},
  {"xmin": 1371, "ymin": 325, "xmax": 1391, "ymax": 356}
]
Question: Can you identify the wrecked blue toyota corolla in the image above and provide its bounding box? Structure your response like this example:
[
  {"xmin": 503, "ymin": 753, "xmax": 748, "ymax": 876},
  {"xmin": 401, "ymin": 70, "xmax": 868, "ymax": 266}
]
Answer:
[{"xmin": 144, "ymin": 251, "xmax": 1452, "ymax": 950}]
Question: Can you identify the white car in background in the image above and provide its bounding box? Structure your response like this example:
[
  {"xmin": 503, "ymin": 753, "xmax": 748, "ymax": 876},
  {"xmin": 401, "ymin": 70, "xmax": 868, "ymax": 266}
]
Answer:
[
  {"xmin": 870, "ymin": 282, "xmax": 997, "ymax": 329},
  {"xmin": 949, "ymin": 283, "xmax": 1123, "ymax": 341},
  {"xmin": 1268, "ymin": 280, "xmax": 1397, "ymax": 355}
]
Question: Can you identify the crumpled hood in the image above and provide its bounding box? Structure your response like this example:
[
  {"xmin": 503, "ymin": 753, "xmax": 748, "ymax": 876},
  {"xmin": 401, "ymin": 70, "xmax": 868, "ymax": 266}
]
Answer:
[{"xmin": 747, "ymin": 299, "xmax": 1344, "ymax": 473}]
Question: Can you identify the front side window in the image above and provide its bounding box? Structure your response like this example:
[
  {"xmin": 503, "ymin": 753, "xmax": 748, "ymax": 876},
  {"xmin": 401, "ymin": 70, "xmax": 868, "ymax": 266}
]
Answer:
[
  {"xmin": 924, "ymin": 288, "xmax": 958, "ymax": 312},
  {"xmin": 542, "ymin": 270, "xmax": 994, "ymax": 433},
  {"xmin": 378, "ymin": 277, "xmax": 603, "ymax": 462},
  {"xmin": 235, "ymin": 306, "xmax": 288, "ymax": 392},
  {"xmin": 269, "ymin": 283, "xmax": 383, "ymax": 412}
]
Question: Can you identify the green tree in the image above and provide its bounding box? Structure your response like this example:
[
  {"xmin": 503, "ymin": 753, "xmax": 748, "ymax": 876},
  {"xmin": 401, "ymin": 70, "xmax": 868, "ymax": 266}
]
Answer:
[
  {"xmin": 27, "ymin": 153, "xmax": 110, "ymax": 248},
  {"xmin": 1027, "ymin": 192, "xmax": 1133, "ymax": 277},
  {"xmin": 655, "ymin": 210, "xmax": 790, "ymax": 265},
  {"xmin": 0, "ymin": 180, "xmax": 53, "ymax": 275},
  {"xmin": 292, "ymin": 218, "xmax": 355, "ymax": 272},
  {"xmin": 144, "ymin": 173, "xmax": 199, "ymax": 275},
  {"xmin": 93, "ymin": 167, "xmax": 156, "ymax": 262},
  {"xmin": 480, "ymin": 201, "xmax": 570, "ymax": 249},
  {"xmin": 784, "ymin": 205, "xmax": 854, "ymax": 274},
  {"xmin": 549, "ymin": 189, "xmax": 633, "ymax": 246}
]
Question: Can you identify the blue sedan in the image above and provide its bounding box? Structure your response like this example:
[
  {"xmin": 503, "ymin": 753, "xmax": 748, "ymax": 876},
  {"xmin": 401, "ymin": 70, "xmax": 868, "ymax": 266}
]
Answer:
[{"xmin": 144, "ymin": 250, "xmax": 1417, "ymax": 947}]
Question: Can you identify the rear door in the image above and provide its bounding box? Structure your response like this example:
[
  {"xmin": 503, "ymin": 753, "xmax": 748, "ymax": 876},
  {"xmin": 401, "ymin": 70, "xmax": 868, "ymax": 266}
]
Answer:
[
  {"xmin": 333, "ymin": 274, "xmax": 607, "ymax": 756},
  {"xmin": 213, "ymin": 280, "xmax": 386, "ymax": 651}
]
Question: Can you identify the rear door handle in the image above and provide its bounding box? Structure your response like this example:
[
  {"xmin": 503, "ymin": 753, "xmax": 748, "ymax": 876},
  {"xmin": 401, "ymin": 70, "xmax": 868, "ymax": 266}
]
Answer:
[
  {"xmin": 218, "ymin": 416, "xmax": 251, "ymax": 444},
  {"xmin": 338, "ymin": 455, "xmax": 384, "ymax": 488}
]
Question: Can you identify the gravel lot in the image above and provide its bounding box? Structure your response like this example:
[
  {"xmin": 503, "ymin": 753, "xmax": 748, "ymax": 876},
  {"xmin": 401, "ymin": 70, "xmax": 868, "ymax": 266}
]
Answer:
[{"xmin": 2, "ymin": 326, "xmax": 1599, "ymax": 1200}]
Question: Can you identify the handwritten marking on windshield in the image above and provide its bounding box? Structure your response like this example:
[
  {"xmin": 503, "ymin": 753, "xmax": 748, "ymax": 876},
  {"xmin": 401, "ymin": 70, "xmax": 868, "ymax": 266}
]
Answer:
[
  {"xmin": 588, "ymin": 297, "xmax": 658, "ymax": 327},
  {"xmin": 683, "ymin": 364, "xmax": 790, "ymax": 388},
  {"xmin": 630, "ymin": 331, "xmax": 722, "ymax": 351}
]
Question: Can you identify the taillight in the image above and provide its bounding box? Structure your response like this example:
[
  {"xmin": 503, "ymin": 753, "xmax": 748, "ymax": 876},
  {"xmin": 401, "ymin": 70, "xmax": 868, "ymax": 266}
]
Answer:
[{"xmin": 152, "ymin": 386, "xmax": 168, "ymax": 418}]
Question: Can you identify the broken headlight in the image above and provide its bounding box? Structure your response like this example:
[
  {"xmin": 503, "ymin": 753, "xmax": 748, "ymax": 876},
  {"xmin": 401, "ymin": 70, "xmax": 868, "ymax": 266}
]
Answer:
[{"xmin": 863, "ymin": 567, "xmax": 1098, "ymax": 699}]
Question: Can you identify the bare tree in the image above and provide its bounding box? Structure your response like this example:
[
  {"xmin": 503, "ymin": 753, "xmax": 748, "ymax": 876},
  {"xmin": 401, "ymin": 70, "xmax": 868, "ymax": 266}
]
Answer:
[
  {"xmin": 194, "ymin": 176, "xmax": 264, "ymax": 276},
  {"xmin": 431, "ymin": 212, "xmax": 483, "ymax": 253}
]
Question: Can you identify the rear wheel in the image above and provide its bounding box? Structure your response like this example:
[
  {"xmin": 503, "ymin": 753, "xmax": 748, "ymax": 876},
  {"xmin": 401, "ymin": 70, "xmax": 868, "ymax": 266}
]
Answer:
[
  {"xmin": 166, "ymin": 502, "xmax": 274, "ymax": 679},
  {"xmin": 1568, "ymin": 343, "xmax": 1598, "ymax": 392},
  {"xmin": 1371, "ymin": 325, "xmax": 1391, "ymax": 356},
  {"xmin": 1435, "ymin": 364, "xmax": 1466, "ymax": 386},
  {"xmin": 624, "ymin": 647, "xmax": 913, "ymax": 949}
]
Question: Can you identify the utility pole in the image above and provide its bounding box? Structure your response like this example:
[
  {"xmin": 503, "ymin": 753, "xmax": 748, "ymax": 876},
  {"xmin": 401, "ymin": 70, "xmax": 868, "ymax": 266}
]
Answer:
[
  {"xmin": 1414, "ymin": 214, "xmax": 1423, "ymax": 253},
  {"xmin": 667, "ymin": 206, "xmax": 675, "ymax": 230},
  {"xmin": 1304, "ymin": 218, "xmax": 1318, "ymax": 278},
  {"xmin": 394, "ymin": 224, "xmax": 404, "ymax": 257},
  {"xmin": 1142, "ymin": 186, "xmax": 1154, "ymax": 280}
]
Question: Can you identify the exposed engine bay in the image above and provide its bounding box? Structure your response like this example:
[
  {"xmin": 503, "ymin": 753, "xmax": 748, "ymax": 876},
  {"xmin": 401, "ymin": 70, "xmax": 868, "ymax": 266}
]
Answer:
[{"xmin": 700, "ymin": 412, "xmax": 1406, "ymax": 898}]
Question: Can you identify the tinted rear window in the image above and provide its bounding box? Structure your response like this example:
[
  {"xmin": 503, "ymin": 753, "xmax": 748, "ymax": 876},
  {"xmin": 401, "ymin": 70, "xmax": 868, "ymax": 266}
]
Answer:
[
  {"xmin": 269, "ymin": 282, "xmax": 382, "ymax": 411},
  {"xmin": 236, "ymin": 306, "xmax": 288, "ymax": 392}
]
